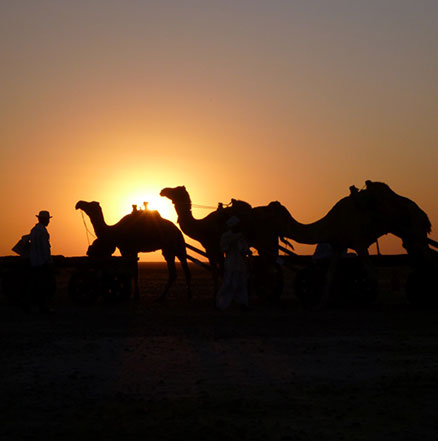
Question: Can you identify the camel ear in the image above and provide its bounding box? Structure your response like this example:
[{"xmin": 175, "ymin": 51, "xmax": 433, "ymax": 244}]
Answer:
[{"xmin": 182, "ymin": 186, "xmax": 186, "ymax": 190}]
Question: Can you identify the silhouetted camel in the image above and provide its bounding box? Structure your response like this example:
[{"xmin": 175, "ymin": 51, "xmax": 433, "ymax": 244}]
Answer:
[
  {"xmin": 267, "ymin": 180, "xmax": 437, "ymax": 306},
  {"xmin": 160, "ymin": 186, "xmax": 253, "ymax": 289},
  {"xmin": 75, "ymin": 201, "xmax": 191, "ymax": 301},
  {"xmin": 160, "ymin": 186, "xmax": 285, "ymax": 297}
]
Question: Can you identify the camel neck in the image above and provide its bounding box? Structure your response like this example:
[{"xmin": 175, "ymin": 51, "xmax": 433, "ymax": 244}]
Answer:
[
  {"xmin": 175, "ymin": 203, "xmax": 193, "ymax": 223},
  {"xmin": 173, "ymin": 202, "xmax": 202, "ymax": 239},
  {"xmin": 280, "ymin": 215, "xmax": 326, "ymax": 245},
  {"xmin": 89, "ymin": 211, "xmax": 108, "ymax": 237}
]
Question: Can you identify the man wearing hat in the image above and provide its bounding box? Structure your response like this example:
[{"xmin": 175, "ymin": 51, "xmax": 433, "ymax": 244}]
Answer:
[
  {"xmin": 216, "ymin": 215, "xmax": 251, "ymax": 311},
  {"xmin": 29, "ymin": 210, "xmax": 55, "ymax": 313}
]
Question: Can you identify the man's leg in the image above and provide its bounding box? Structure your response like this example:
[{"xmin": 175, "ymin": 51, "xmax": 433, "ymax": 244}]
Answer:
[
  {"xmin": 234, "ymin": 272, "xmax": 249, "ymax": 307},
  {"xmin": 216, "ymin": 271, "xmax": 234, "ymax": 310}
]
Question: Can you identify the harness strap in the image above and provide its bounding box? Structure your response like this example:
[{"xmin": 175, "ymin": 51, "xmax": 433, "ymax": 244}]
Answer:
[{"xmin": 80, "ymin": 211, "xmax": 96, "ymax": 246}]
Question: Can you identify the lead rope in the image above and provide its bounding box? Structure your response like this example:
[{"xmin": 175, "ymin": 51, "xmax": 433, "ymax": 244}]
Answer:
[
  {"xmin": 80, "ymin": 210, "xmax": 96, "ymax": 246},
  {"xmin": 280, "ymin": 237, "xmax": 295, "ymax": 250},
  {"xmin": 192, "ymin": 203, "xmax": 220, "ymax": 209},
  {"xmin": 178, "ymin": 201, "xmax": 232, "ymax": 210}
]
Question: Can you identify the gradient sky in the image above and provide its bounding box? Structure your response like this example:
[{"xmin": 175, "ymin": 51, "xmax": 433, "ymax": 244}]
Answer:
[{"xmin": 1, "ymin": 0, "xmax": 437, "ymax": 260}]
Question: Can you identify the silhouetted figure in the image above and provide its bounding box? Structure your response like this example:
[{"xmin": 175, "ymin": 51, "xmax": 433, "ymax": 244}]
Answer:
[
  {"xmin": 29, "ymin": 210, "xmax": 55, "ymax": 313},
  {"xmin": 312, "ymin": 243, "xmax": 334, "ymax": 262},
  {"xmin": 160, "ymin": 186, "xmax": 287, "ymax": 302},
  {"xmin": 143, "ymin": 202, "xmax": 149, "ymax": 210},
  {"xmin": 160, "ymin": 186, "xmax": 253, "ymax": 292},
  {"xmin": 132, "ymin": 204, "xmax": 138, "ymax": 213},
  {"xmin": 216, "ymin": 216, "xmax": 251, "ymax": 311}
]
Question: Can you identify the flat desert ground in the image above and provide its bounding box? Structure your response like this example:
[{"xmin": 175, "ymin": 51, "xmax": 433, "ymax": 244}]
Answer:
[{"xmin": 1, "ymin": 261, "xmax": 437, "ymax": 441}]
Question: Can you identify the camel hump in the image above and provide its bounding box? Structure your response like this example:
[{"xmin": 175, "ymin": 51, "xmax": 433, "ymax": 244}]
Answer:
[
  {"xmin": 364, "ymin": 180, "xmax": 432, "ymax": 233},
  {"xmin": 365, "ymin": 180, "xmax": 394, "ymax": 195},
  {"xmin": 128, "ymin": 209, "xmax": 163, "ymax": 222},
  {"xmin": 147, "ymin": 209, "xmax": 162, "ymax": 219},
  {"xmin": 230, "ymin": 198, "xmax": 252, "ymax": 210},
  {"xmin": 267, "ymin": 201, "xmax": 282, "ymax": 208}
]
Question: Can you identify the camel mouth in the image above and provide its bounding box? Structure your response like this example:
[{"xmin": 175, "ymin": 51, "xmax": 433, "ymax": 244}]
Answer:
[{"xmin": 160, "ymin": 189, "xmax": 173, "ymax": 201}]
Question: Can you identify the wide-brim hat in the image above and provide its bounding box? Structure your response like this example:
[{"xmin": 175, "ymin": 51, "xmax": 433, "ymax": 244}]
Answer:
[{"xmin": 36, "ymin": 210, "xmax": 52, "ymax": 219}]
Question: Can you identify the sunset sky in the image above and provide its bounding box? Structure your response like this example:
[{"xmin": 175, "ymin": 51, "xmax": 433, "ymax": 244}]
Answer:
[{"xmin": 1, "ymin": 0, "xmax": 437, "ymax": 261}]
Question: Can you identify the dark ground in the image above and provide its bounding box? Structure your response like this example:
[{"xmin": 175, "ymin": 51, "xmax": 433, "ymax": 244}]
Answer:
[{"xmin": 1, "ymin": 262, "xmax": 437, "ymax": 441}]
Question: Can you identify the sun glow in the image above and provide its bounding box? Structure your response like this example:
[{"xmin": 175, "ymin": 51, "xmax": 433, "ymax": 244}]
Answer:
[
  {"xmin": 144, "ymin": 194, "xmax": 174, "ymax": 219},
  {"xmin": 119, "ymin": 192, "xmax": 176, "ymax": 223}
]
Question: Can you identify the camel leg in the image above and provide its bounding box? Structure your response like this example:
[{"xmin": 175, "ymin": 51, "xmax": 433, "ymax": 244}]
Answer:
[
  {"xmin": 178, "ymin": 254, "xmax": 192, "ymax": 300},
  {"xmin": 133, "ymin": 260, "xmax": 140, "ymax": 300},
  {"xmin": 157, "ymin": 256, "xmax": 177, "ymax": 302},
  {"xmin": 122, "ymin": 252, "xmax": 139, "ymax": 300}
]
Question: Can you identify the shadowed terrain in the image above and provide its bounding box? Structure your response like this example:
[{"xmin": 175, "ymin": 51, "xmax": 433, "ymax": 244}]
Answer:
[{"xmin": 1, "ymin": 263, "xmax": 437, "ymax": 441}]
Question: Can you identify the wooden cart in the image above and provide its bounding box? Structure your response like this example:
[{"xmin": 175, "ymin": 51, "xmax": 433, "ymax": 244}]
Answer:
[
  {"xmin": 283, "ymin": 253, "xmax": 438, "ymax": 307},
  {"xmin": 0, "ymin": 255, "xmax": 138, "ymax": 306}
]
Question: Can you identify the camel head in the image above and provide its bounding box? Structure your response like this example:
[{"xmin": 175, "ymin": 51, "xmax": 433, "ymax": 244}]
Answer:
[
  {"xmin": 266, "ymin": 201, "xmax": 294, "ymax": 230},
  {"xmin": 87, "ymin": 238, "xmax": 116, "ymax": 257},
  {"xmin": 76, "ymin": 200, "xmax": 108, "ymax": 237},
  {"xmin": 75, "ymin": 200, "xmax": 103, "ymax": 216},
  {"xmin": 160, "ymin": 186, "xmax": 191, "ymax": 207}
]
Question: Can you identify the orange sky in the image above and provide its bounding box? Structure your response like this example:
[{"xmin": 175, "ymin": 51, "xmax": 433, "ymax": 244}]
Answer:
[{"xmin": 1, "ymin": 1, "xmax": 437, "ymax": 261}]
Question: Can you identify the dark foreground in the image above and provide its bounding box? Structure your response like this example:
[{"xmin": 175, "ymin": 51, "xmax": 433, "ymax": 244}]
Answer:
[{"xmin": 1, "ymin": 262, "xmax": 437, "ymax": 441}]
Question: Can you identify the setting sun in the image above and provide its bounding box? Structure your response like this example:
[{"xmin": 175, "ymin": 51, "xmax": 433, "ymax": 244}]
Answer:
[{"xmin": 122, "ymin": 193, "xmax": 175, "ymax": 222}]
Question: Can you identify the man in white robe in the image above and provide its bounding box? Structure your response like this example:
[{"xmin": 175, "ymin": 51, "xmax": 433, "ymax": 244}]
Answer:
[{"xmin": 216, "ymin": 216, "xmax": 250, "ymax": 311}]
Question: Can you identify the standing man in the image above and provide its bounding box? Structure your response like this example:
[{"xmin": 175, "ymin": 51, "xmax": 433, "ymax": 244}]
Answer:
[
  {"xmin": 216, "ymin": 216, "xmax": 251, "ymax": 311},
  {"xmin": 30, "ymin": 210, "xmax": 55, "ymax": 313}
]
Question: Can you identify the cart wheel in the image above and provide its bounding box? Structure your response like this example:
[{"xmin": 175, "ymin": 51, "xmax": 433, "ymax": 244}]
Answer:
[
  {"xmin": 405, "ymin": 267, "xmax": 438, "ymax": 307},
  {"xmin": 102, "ymin": 274, "xmax": 131, "ymax": 303},
  {"xmin": 294, "ymin": 264, "xmax": 326, "ymax": 308},
  {"xmin": 249, "ymin": 259, "xmax": 284, "ymax": 303},
  {"xmin": 1, "ymin": 270, "xmax": 27, "ymax": 304},
  {"xmin": 270, "ymin": 263, "xmax": 284, "ymax": 303},
  {"xmin": 68, "ymin": 270, "xmax": 100, "ymax": 305}
]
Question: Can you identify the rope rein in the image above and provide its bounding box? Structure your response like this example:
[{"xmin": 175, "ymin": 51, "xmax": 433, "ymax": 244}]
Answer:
[
  {"xmin": 80, "ymin": 210, "xmax": 96, "ymax": 246},
  {"xmin": 192, "ymin": 203, "xmax": 219, "ymax": 209},
  {"xmin": 176, "ymin": 201, "xmax": 233, "ymax": 210}
]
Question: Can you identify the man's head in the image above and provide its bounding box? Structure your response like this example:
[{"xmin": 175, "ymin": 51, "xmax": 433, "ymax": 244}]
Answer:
[
  {"xmin": 226, "ymin": 215, "xmax": 240, "ymax": 231},
  {"xmin": 36, "ymin": 210, "xmax": 52, "ymax": 226}
]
